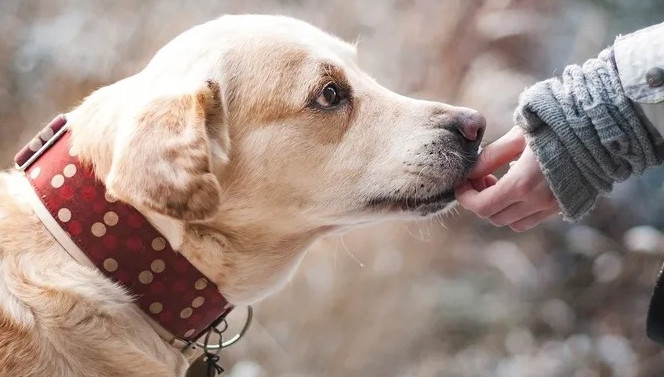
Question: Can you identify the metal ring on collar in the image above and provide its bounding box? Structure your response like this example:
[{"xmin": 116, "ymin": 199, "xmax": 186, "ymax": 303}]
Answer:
[{"xmin": 196, "ymin": 306, "xmax": 253, "ymax": 351}]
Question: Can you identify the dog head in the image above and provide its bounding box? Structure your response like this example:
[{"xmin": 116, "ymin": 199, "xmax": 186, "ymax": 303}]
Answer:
[{"xmin": 69, "ymin": 15, "xmax": 485, "ymax": 303}]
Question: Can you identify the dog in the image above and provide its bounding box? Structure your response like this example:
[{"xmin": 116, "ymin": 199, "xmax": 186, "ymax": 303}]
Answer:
[{"xmin": 0, "ymin": 14, "xmax": 485, "ymax": 377}]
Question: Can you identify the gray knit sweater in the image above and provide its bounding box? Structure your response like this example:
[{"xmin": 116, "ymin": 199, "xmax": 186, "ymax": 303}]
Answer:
[{"xmin": 514, "ymin": 43, "xmax": 664, "ymax": 221}]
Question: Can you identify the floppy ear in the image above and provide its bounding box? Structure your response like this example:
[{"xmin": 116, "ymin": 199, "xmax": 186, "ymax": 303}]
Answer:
[{"xmin": 105, "ymin": 81, "xmax": 229, "ymax": 221}]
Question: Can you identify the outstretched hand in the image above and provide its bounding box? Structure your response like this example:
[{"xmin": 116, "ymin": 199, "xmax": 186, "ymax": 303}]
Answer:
[{"xmin": 455, "ymin": 127, "xmax": 560, "ymax": 232}]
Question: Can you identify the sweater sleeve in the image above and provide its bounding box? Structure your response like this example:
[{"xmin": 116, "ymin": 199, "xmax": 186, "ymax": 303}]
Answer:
[
  {"xmin": 514, "ymin": 37, "xmax": 664, "ymax": 222},
  {"xmin": 614, "ymin": 23, "xmax": 664, "ymax": 136}
]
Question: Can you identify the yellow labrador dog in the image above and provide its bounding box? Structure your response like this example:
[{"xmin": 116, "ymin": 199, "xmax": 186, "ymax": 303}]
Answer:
[{"xmin": 0, "ymin": 15, "xmax": 484, "ymax": 377}]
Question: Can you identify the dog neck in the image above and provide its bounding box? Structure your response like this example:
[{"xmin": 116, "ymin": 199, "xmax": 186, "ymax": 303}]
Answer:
[{"xmin": 179, "ymin": 217, "xmax": 331, "ymax": 305}]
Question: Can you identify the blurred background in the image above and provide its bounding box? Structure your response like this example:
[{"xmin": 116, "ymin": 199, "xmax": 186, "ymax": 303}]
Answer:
[{"xmin": 0, "ymin": 1, "xmax": 664, "ymax": 376}]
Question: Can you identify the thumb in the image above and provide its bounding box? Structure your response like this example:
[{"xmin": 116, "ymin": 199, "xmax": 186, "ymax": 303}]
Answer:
[{"xmin": 468, "ymin": 126, "xmax": 526, "ymax": 178}]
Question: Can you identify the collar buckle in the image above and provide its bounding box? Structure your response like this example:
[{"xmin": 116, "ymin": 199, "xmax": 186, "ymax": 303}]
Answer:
[{"xmin": 15, "ymin": 115, "xmax": 69, "ymax": 171}]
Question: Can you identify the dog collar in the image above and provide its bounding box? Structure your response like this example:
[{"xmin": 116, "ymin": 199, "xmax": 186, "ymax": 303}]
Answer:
[{"xmin": 15, "ymin": 114, "xmax": 234, "ymax": 346}]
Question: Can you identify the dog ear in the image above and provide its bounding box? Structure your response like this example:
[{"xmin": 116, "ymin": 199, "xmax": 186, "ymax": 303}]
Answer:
[{"xmin": 105, "ymin": 81, "xmax": 229, "ymax": 221}]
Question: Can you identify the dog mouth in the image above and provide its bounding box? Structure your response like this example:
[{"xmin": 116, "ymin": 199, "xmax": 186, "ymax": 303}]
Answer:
[
  {"xmin": 365, "ymin": 187, "xmax": 456, "ymax": 215},
  {"xmin": 364, "ymin": 150, "xmax": 477, "ymax": 216},
  {"xmin": 363, "ymin": 138, "xmax": 480, "ymax": 216}
]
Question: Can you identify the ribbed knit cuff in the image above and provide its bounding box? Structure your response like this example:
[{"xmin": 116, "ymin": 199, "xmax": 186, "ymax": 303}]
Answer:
[
  {"xmin": 515, "ymin": 105, "xmax": 599, "ymax": 221},
  {"xmin": 514, "ymin": 52, "xmax": 662, "ymax": 222}
]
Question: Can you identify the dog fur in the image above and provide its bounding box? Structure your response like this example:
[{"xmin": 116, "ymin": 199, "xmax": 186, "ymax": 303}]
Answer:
[{"xmin": 0, "ymin": 15, "xmax": 482, "ymax": 377}]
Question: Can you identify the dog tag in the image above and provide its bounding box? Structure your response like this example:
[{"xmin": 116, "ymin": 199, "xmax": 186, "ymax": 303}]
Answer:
[
  {"xmin": 186, "ymin": 355, "xmax": 209, "ymax": 377},
  {"xmin": 186, "ymin": 353, "xmax": 224, "ymax": 377}
]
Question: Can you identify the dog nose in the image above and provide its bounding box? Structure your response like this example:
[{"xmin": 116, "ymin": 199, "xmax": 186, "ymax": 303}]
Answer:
[{"xmin": 457, "ymin": 111, "xmax": 486, "ymax": 142}]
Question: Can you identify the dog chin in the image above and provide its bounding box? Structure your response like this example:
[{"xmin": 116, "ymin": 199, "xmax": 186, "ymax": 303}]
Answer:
[
  {"xmin": 364, "ymin": 164, "xmax": 476, "ymax": 217},
  {"xmin": 412, "ymin": 197, "xmax": 458, "ymax": 217},
  {"xmin": 365, "ymin": 187, "xmax": 457, "ymax": 217}
]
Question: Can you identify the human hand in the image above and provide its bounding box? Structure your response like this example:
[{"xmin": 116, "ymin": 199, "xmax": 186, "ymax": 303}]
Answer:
[{"xmin": 455, "ymin": 127, "xmax": 560, "ymax": 232}]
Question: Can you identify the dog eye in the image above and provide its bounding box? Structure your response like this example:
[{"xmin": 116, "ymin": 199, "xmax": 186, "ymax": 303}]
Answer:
[{"xmin": 315, "ymin": 82, "xmax": 345, "ymax": 108}]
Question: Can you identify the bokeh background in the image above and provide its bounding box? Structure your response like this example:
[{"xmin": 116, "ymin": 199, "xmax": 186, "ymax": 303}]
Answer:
[{"xmin": 0, "ymin": 1, "xmax": 664, "ymax": 376}]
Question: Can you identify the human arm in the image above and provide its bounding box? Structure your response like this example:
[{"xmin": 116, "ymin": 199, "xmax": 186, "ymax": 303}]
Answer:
[{"xmin": 456, "ymin": 23, "xmax": 664, "ymax": 229}]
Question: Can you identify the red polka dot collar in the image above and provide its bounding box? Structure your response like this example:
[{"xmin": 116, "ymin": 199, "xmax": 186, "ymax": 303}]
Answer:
[{"xmin": 15, "ymin": 115, "xmax": 233, "ymax": 346}]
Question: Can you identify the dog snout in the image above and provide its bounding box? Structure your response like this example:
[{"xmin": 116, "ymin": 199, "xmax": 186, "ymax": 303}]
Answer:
[
  {"xmin": 433, "ymin": 108, "xmax": 486, "ymax": 145},
  {"xmin": 456, "ymin": 111, "xmax": 486, "ymax": 143}
]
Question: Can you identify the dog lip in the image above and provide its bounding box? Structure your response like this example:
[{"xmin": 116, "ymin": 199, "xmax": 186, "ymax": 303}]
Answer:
[{"xmin": 366, "ymin": 188, "xmax": 455, "ymax": 211}]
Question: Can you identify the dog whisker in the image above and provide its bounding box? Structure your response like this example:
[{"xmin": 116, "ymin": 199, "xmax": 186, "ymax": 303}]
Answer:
[
  {"xmin": 434, "ymin": 212, "xmax": 449, "ymax": 229},
  {"xmin": 339, "ymin": 237, "xmax": 364, "ymax": 268}
]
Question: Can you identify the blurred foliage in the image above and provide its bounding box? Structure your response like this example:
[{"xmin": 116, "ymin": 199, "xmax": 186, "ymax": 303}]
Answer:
[{"xmin": 0, "ymin": 1, "xmax": 663, "ymax": 376}]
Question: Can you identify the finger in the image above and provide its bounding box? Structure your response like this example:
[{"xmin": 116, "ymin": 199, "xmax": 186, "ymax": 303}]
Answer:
[
  {"xmin": 455, "ymin": 178, "xmax": 521, "ymax": 218},
  {"xmin": 483, "ymin": 175, "xmax": 498, "ymax": 187},
  {"xmin": 487, "ymin": 178, "xmax": 559, "ymax": 226},
  {"xmin": 508, "ymin": 209, "xmax": 559, "ymax": 232},
  {"xmin": 469, "ymin": 127, "xmax": 526, "ymax": 178},
  {"xmin": 489, "ymin": 197, "xmax": 558, "ymax": 227},
  {"xmin": 488, "ymin": 201, "xmax": 539, "ymax": 227},
  {"xmin": 458, "ymin": 174, "xmax": 498, "ymax": 193},
  {"xmin": 470, "ymin": 177, "xmax": 488, "ymax": 191}
]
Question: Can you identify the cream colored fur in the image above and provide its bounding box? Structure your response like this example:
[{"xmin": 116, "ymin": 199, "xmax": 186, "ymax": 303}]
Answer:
[{"xmin": 0, "ymin": 15, "xmax": 482, "ymax": 377}]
